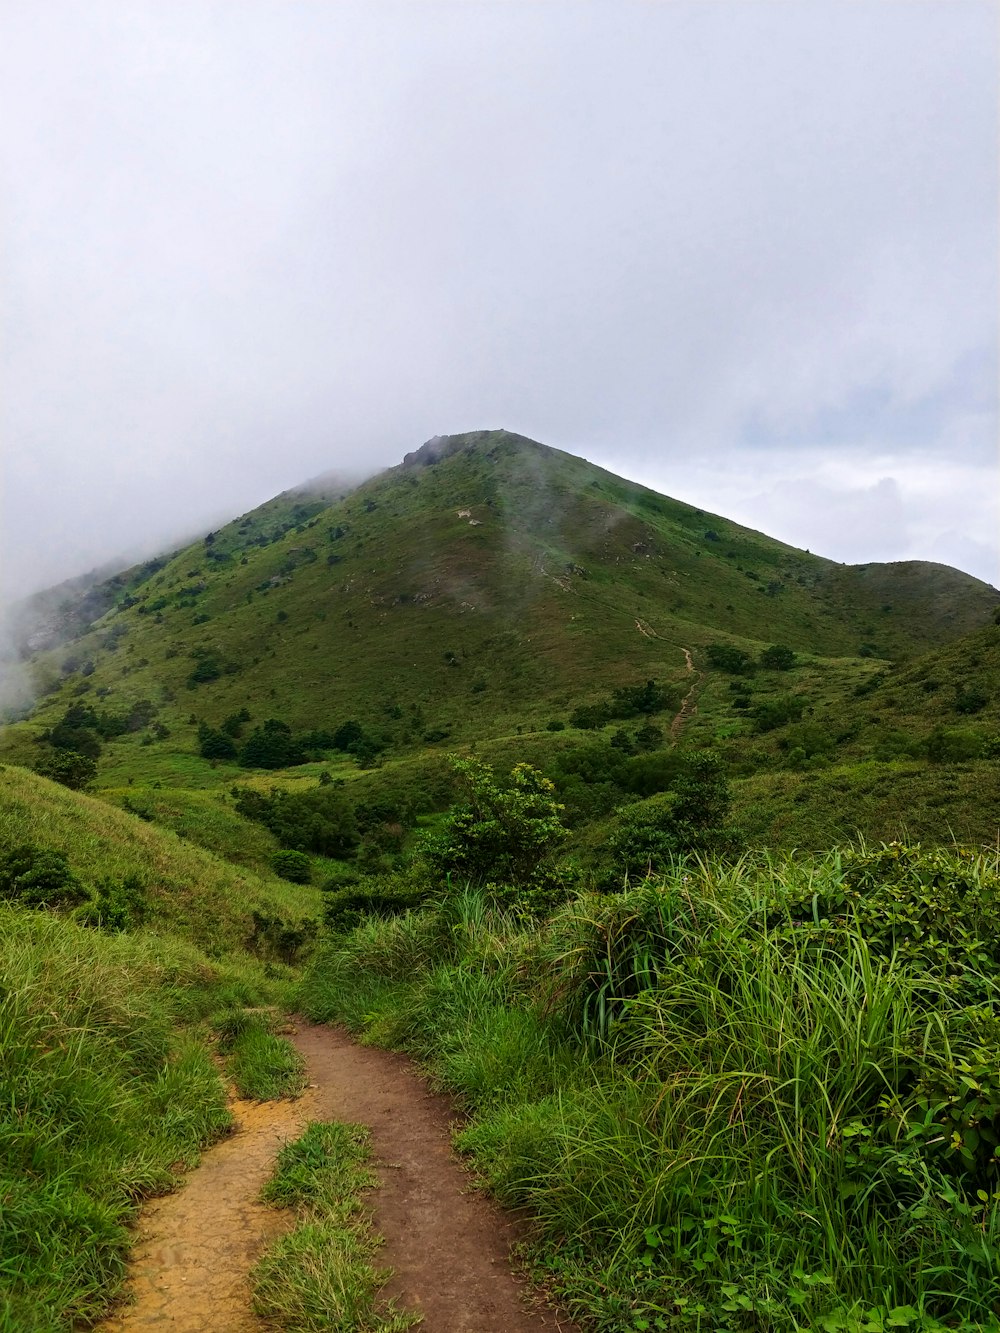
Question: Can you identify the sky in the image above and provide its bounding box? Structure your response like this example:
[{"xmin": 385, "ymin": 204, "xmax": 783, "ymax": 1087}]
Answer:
[{"xmin": 1, "ymin": 0, "xmax": 997, "ymax": 605}]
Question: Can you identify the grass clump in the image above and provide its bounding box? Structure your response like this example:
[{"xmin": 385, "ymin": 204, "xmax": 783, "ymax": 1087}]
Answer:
[
  {"xmin": 251, "ymin": 1121, "xmax": 417, "ymax": 1331},
  {"xmin": 216, "ymin": 1008, "xmax": 307, "ymax": 1100}
]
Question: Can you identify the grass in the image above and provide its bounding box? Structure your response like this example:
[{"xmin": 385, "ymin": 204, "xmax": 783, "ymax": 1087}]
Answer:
[
  {"xmin": 251, "ymin": 1121, "xmax": 418, "ymax": 1331},
  {"xmin": 0, "ymin": 764, "xmax": 321, "ymax": 954},
  {"xmin": 214, "ymin": 1009, "xmax": 308, "ymax": 1100},
  {"xmin": 0, "ymin": 904, "xmax": 263, "ymax": 1330},
  {"xmin": 299, "ymin": 854, "xmax": 1000, "ymax": 1332}
]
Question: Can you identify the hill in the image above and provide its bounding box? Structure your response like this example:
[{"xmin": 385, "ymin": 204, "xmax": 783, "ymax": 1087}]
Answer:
[{"xmin": 1, "ymin": 429, "xmax": 997, "ymax": 852}]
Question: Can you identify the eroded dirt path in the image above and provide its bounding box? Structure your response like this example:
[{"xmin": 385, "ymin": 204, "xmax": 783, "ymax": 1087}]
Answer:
[
  {"xmin": 98, "ymin": 1022, "xmax": 577, "ymax": 1333},
  {"xmin": 98, "ymin": 1093, "xmax": 315, "ymax": 1332},
  {"xmin": 670, "ymin": 646, "xmax": 700, "ymax": 741}
]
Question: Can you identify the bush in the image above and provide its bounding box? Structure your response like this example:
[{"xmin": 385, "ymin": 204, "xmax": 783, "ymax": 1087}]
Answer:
[
  {"xmin": 272, "ymin": 850, "xmax": 313, "ymax": 884},
  {"xmin": 706, "ymin": 643, "xmax": 755, "ymax": 674},
  {"xmin": 759, "ymin": 643, "xmax": 797, "ymax": 671},
  {"xmin": 925, "ymin": 726, "xmax": 985, "ymax": 763},
  {"xmin": 955, "ymin": 685, "xmax": 989, "ymax": 715},
  {"xmin": 752, "ymin": 693, "xmax": 806, "ymax": 732},
  {"xmin": 76, "ymin": 874, "xmax": 148, "ymax": 932},
  {"xmin": 198, "ymin": 725, "xmax": 238, "ymax": 761},
  {"xmin": 239, "ymin": 719, "xmax": 307, "ymax": 769},
  {"xmin": 609, "ymin": 751, "xmax": 732, "ymax": 875},
  {"xmin": 234, "ymin": 785, "xmax": 359, "ymax": 858},
  {"xmin": 322, "ymin": 870, "xmax": 435, "ymax": 933},
  {"xmin": 186, "ymin": 655, "xmax": 222, "ymax": 687},
  {"xmin": 423, "ymin": 759, "xmax": 566, "ymax": 890},
  {"xmin": 32, "ymin": 747, "xmax": 98, "ymax": 789},
  {"xmin": 0, "ymin": 844, "xmax": 89, "ymax": 909}
]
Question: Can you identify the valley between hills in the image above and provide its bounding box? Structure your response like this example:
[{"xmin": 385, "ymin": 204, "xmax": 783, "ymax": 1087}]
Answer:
[{"xmin": 3, "ymin": 430, "xmax": 1000, "ymax": 1332}]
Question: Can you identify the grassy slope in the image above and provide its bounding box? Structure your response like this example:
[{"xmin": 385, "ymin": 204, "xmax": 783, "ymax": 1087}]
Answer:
[
  {"xmin": 0, "ymin": 766, "xmax": 320, "ymax": 952},
  {"xmin": 2, "ymin": 430, "xmax": 997, "ymax": 853},
  {"xmin": 0, "ymin": 764, "xmax": 324, "ymax": 1330}
]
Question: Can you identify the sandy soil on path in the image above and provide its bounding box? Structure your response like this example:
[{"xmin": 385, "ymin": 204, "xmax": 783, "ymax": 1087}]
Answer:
[
  {"xmin": 97, "ymin": 1092, "xmax": 315, "ymax": 1333},
  {"xmin": 96, "ymin": 1021, "xmax": 578, "ymax": 1333}
]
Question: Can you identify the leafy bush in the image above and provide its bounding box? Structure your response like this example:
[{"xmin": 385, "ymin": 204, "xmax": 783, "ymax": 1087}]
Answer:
[
  {"xmin": 924, "ymin": 726, "xmax": 985, "ymax": 763},
  {"xmin": 955, "ymin": 685, "xmax": 989, "ymax": 715},
  {"xmin": 423, "ymin": 759, "xmax": 566, "ymax": 891},
  {"xmin": 198, "ymin": 724, "xmax": 238, "ymax": 761},
  {"xmin": 609, "ymin": 751, "xmax": 732, "ymax": 875},
  {"xmin": 32, "ymin": 747, "xmax": 98, "ymax": 789},
  {"xmin": 186, "ymin": 654, "xmax": 222, "ymax": 687},
  {"xmin": 0, "ymin": 844, "xmax": 89, "ymax": 909},
  {"xmin": 759, "ymin": 643, "xmax": 797, "ymax": 670},
  {"xmin": 569, "ymin": 679, "xmax": 675, "ymax": 730},
  {"xmin": 752, "ymin": 693, "xmax": 806, "ymax": 732},
  {"xmin": 239, "ymin": 719, "xmax": 307, "ymax": 769},
  {"xmin": 234, "ymin": 784, "xmax": 359, "ymax": 858},
  {"xmin": 323, "ymin": 869, "xmax": 435, "ymax": 933},
  {"xmin": 76, "ymin": 874, "xmax": 148, "ymax": 932},
  {"xmin": 247, "ymin": 910, "xmax": 318, "ymax": 963},
  {"xmin": 706, "ymin": 643, "xmax": 756, "ymax": 674},
  {"xmin": 272, "ymin": 850, "xmax": 313, "ymax": 884}
]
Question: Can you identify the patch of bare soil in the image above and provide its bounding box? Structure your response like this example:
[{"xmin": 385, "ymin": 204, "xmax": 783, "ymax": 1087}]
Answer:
[{"xmin": 97, "ymin": 1022, "xmax": 579, "ymax": 1333}]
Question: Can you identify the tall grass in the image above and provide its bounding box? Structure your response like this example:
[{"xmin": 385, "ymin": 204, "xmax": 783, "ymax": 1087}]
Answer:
[{"xmin": 300, "ymin": 852, "xmax": 1000, "ymax": 1332}]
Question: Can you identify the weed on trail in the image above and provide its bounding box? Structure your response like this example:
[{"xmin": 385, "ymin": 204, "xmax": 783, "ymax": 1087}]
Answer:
[
  {"xmin": 214, "ymin": 1007, "xmax": 308, "ymax": 1100},
  {"xmin": 252, "ymin": 1120, "xmax": 418, "ymax": 1331},
  {"xmin": 300, "ymin": 847, "xmax": 1000, "ymax": 1333}
]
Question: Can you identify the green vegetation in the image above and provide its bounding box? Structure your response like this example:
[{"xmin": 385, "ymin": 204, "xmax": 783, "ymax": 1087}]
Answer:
[
  {"xmin": 0, "ymin": 907, "xmax": 254, "ymax": 1330},
  {"xmin": 252, "ymin": 1121, "xmax": 416, "ymax": 1331},
  {"xmin": 2, "ymin": 429, "xmax": 999, "ymax": 1330},
  {"xmin": 300, "ymin": 845, "xmax": 1000, "ymax": 1332},
  {"xmin": 215, "ymin": 1008, "xmax": 307, "ymax": 1100}
]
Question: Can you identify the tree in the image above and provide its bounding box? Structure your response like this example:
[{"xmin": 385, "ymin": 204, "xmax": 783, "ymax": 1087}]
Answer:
[
  {"xmin": 424, "ymin": 759, "xmax": 566, "ymax": 887},
  {"xmin": 759, "ymin": 644, "xmax": 796, "ymax": 671}
]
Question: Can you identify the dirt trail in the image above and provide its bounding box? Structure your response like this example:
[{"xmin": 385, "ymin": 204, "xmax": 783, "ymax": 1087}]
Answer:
[
  {"xmin": 670, "ymin": 647, "xmax": 700, "ymax": 741},
  {"xmin": 97, "ymin": 1021, "xmax": 576, "ymax": 1333},
  {"xmin": 98, "ymin": 1094, "xmax": 314, "ymax": 1333}
]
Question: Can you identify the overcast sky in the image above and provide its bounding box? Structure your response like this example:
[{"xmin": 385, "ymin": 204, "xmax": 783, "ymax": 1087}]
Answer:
[{"xmin": 1, "ymin": 0, "xmax": 997, "ymax": 605}]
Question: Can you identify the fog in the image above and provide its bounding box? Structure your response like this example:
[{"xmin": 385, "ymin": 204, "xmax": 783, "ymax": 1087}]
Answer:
[{"xmin": 1, "ymin": 0, "xmax": 996, "ymax": 609}]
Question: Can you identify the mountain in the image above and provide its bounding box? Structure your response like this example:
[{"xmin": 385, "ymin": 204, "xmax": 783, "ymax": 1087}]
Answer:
[{"xmin": 2, "ymin": 429, "xmax": 997, "ymax": 847}]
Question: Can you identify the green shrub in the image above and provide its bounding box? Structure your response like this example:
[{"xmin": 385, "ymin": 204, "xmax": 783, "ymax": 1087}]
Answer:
[
  {"xmin": 197, "ymin": 724, "xmax": 238, "ymax": 761},
  {"xmin": 423, "ymin": 758, "xmax": 566, "ymax": 889},
  {"xmin": 247, "ymin": 910, "xmax": 318, "ymax": 963},
  {"xmin": 76, "ymin": 874, "xmax": 148, "ymax": 932},
  {"xmin": 0, "ymin": 845, "xmax": 89, "ymax": 910},
  {"xmin": 706, "ymin": 643, "xmax": 756, "ymax": 674},
  {"xmin": 323, "ymin": 870, "xmax": 434, "ymax": 934},
  {"xmin": 759, "ymin": 643, "xmax": 797, "ymax": 670},
  {"xmin": 609, "ymin": 751, "xmax": 732, "ymax": 875},
  {"xmin": 32, "ymin": 747, "xmax": 98, "ymax": 789},
  {"xmin": 272, "ymin": 850, "xmax": 313, "ymax": 884}
]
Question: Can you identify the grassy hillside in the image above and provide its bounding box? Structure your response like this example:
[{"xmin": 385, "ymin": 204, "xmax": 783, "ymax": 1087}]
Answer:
[
  {"xmin": 0, "ymin": 758, "xmax": 323, "ymax": 1329},
  {"xmin": 10, "ymin": 432, "xmax": 996, "ymax": 751},
  {"xmin": 0, "ymin": 766, "xmax": 320, "ymax": 953},
  {"xmin": 2, "ymin": 429, "xmax": 997, "ymax": 857}
]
